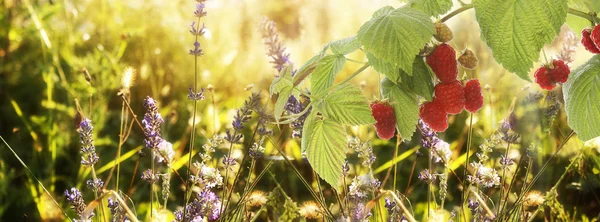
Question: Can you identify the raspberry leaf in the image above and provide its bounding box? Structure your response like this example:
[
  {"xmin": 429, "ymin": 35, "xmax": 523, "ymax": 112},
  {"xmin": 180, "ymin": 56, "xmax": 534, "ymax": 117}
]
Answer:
[
  {"xmin": 293, "ymin": 45, "xmax": 329, "ymax": 86},
  {"xmin": 318, "ymin": 83, "xmax": 376, "ymax": 125},
  {"xmin": 381, "ymin": 78, "xmax": 419, "ymax": 141},
  {"xmin": 563, "ymin": 55, "xmax": 600, "ymax": 141},
  {"xmin": 302, "ymin": 113, "xmax": 347, "ymax": 189},
  {"xmin": 357, "ymin": 6, "xmax": 434, "ymax": 74},
  {"xmin": 400, "ymin": 57, "xmax": 435, "ymax": 101},
  {"xmin": 311, "ymin": 54, "xmax": 346, "ymax": 96},
  {"xmin": 270, "ymin": 65, "xmax": 293, "ymax": 96},
  {"xmin": 366, "ymin": 52, "xmax": 402, "ymax": 83},
  {"xmin": 330, "ymin": 36, "xmax": 361, "ymax": 55},
  {"xmin": 474, "ymin": 0, "xmax": 567, "ymax": 81},
  {"xmin": 568, "ymin": 0, "xmax": 600, "ymax": 13},
  {"xmin": 273, "ymin": 86, "xmax": 293, "ymax": 122},
  {"xmin": 408, "ymin": 0, "xmax": 453, "ymax": 17}
]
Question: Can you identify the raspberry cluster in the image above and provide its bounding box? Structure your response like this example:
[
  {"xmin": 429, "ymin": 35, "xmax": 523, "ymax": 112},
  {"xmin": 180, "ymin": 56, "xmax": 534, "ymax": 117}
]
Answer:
[
  {"xmin": 533, "ymin": 59, "xmax": 570, "ymax": 90},
  {"xmin": 421, "ymin": 37, "xmax": 484, "ymax": 132},
  {"xmin": 582, "ymin": 26, "xmax": 600, "ymax": 54},
  {"xmin": 370, "ymin": 100, "xmax": 397, "ymax": 140}
]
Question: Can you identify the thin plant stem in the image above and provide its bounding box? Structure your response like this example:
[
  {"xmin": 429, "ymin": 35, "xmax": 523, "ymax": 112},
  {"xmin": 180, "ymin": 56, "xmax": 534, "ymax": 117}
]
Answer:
[
  {"xmin": 461, "ymin": 112, "xmax": 474, "ymax": 221},
  {"xmin": 0, "ymin": 135, "xmax": 72, "ymax": 221},
  {"xmin": 314, "ymin": 170, "xmax": 327, "ymax": 222},
  {"xmin": 266, "ymin": 136, "xmax": 335, "ymax": 218},
  {"xmin": 440, "ymin": 4, "xmax": 473, "ymax": 23},
  {"xmin": 393, "ymin": 136, "xmax": 400, "ymax": 191},
  {"xmin": 184, "ymin": 16, "xmax": 203, "ymax": 218},
  {"xmin": 498, "ymin": 143, "xmax": 511, "ymax": 212}
]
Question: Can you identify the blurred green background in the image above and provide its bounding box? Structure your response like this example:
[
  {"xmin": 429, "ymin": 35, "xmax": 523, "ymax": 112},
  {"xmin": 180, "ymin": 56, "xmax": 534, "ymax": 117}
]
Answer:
[{"xmin": 1, "ymin": 0, "xmax": 600, "ymax": 221}]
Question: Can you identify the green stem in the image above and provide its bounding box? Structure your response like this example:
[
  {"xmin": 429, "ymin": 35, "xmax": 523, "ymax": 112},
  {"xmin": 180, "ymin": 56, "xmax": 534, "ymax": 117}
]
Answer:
[
  {"xmin": 567, "ymin": 8, "xmax": 600, "ymax": 24},
  {"xmin": 440, "ymin": 4, "xmax": 474, "ymax": 23},
  {"xmin": 326, "ymin": 62, "xmax": 370, "ymax": 93},
  {"xmin": 184, "ymin": 16, "xmax": 203, "ymax": 218}
]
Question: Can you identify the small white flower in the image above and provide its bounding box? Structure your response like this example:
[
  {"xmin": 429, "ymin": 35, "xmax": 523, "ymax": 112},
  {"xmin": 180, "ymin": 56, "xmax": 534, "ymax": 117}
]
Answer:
[
  {"xmin": 155, "ymin": 140, "xmax": 174, "ymax": 164},
  {"xmin": 432, "ymin": 140, "xmax": 452, "ymax": 164}
]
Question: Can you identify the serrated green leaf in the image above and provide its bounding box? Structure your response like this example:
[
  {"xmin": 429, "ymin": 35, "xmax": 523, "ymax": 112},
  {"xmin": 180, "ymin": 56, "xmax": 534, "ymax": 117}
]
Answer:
[
  {"xmin": 562, "ymin": 55, "xmax": 600, "ymax": 141},
  {"xmin": 381, "ymin": 78, "xmax": 419, "ymax": 140},
  {"xmin": 330, "ymin": 36, "xmax": 361, "ymax": 55},
  {"xmin": 474, "ymin": 0, "xmax": 568, "ymax": 80},
  {"xmin": 318, "ymin": 83, "xmax": 376, "ymax": 125},
  {"xmin": 357, "ymin": 6, "xmax": 434, "ymax": 74},
  {"xmin": 294, "ymin": 45, "xmax": 330, "ymax": 87},
  {"xmin": 366, "ymin": 53, "xmax": 402, "ymax": 83},
  {"xmin": 270, "ymin": 65, "xmax": 293, "ymax": 95},
  {"xmin": 310, "ymin": 54, "xmax": 346, "ymax": 96},
  {"xmin": 408, "ymin": 0, "xmax": 453, "ymax": 17},
  {"xmin": 302, "ymin": 113, "xmax": 347, "ymax": 189},
  {"xmin": 274, "ymin": 87, "xmax": 293, "ymax": 122},
  {"xmin": 400, "ymin": 57, "xmax": 434, "ymax": 101},
  {"xmin": 569, "ymin": 0, "xmax": 600, "ymax": 13}
]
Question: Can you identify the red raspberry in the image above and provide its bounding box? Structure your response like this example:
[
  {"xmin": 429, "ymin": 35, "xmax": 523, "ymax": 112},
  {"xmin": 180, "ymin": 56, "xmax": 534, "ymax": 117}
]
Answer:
[
  {"xmin": 434, "ymin": 80, "xmax": 465, "ymax": 114},
  {"xmin": 370, "ymin": 101, "xmax": 396, "ymax": 140},
  {"xmin": 534, "ymin": 66, "xmax": 555, "ymax": 90},
  {"xmin": 464, "ymin": 79, "xmax": 484, "ymax": 113},
  {"xmin": 419, "ymin": 100, "xmax": 448, "ymax": 132},
  {"xmin": 581, "ymin": 28, "xmax": 600, "ymax": 53},
  {"xmin": 426, "ymin": 43, "xmax": 458, "ymax": 83},
  {"xmin": 591, "ymin": 25, "xmax": 600, "ymax": 50},
  {"xmin": 547, "ymin": 59, "xmax": 570, "ymax": 83}
]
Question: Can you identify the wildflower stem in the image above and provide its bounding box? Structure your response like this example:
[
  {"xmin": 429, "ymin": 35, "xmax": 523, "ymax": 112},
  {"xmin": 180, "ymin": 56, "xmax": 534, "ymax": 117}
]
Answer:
[
  {"xmin": 498, "ymin": 143, "xmax": 511, "ymax": 213},
  {"xmin": 470, "ymin": 187, "xmax": 496, "ymax": 219},
  {"xmin": 314, "ymin": 170, "xmax": 327, "ymax": 221},
  {"xmin": 461, "ymin": 112, "xmax": 474, "ymax": 221},
  {"xmin": 383, "ymin": 190, "xmax": 416, "ymax": 222},
  {"xmin": 91, "ymin": 166, "xmax": 107, "ymax": 222},
  {"xmin": 266, "ymin": 136, "xmax": 335, "ymax": 219},
  {"xmin": 0, "ymin": 135, "xmax": 72, "ymax": 221},
  {"xmin": 184, "ymin": 16, "xmax": 203, "ymax": 218},
  {"xmin": 219, "ymin": 129, "xmax": 238, "ymax": 221}
]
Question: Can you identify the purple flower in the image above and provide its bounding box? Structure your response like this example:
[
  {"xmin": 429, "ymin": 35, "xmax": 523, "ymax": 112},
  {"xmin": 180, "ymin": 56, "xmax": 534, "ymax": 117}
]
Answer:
[
  {"xmin": 342, "ymin": 160, "xmax": 350, "ymax": 176},
  {"xmin": 107, "ymin": 197, "xmax": 129, "ymax": 222},
  {"xmin": 142, "ymin": 96, "xmax": 164, "ymax": 150},
  {"xmin": 86, "ymin": 178, "xmax": 104, "ymax": 192},
  {"xmin": 222, "ymin": 156, "xmax": 237, "ymax": 170},
  {"xmin": 261, "ymin": 18, "xmax": 292, "ymax": 73},
  {"xmin": 189, "ymin": 41, "xmax": 204, "ymax": 56},
  {"xmin": 189, "ymin": 22, "xmax": 206, "ymax": 36},
  {"xmin": 65, "ymin": 188, "xmax": 91, "ymax": 219},
  {"xmin": 141, "ymin": 169, "xmax": 159, "ymax": 184},
  {"xmin": 79, "ymin": 118, "xmax": 99, "ymax": 166},
  {"xmin": 419, "ymin": 119, "xmax": 440, "ymax": 149},
  {"xmin": 193, "ymin": 3, "xmax": 207, "ymax": 18},
  {"xmin": 188, "ymin": 87, "xmax": 205, "ymax": 101},
  {"xmin": 175, "ymin": 191, "xmax": 221, "ymax": 221},
  {"xmin": 418, "ymin": 169, "xmax": 436, "ymax": 184}
]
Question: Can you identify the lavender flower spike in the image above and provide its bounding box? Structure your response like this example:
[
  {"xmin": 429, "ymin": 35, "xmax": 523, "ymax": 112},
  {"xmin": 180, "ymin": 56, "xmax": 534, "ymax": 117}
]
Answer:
[
  {"xmin": 79, "ymin": 118, "xmax": 99, "ymax": 166},
  {"xmin": 65, "ymin": 188, "xmax": 93, "ymax": 219},
  {"xmin": 142, "ymin": 96, "xmax": 164, "ymax": 150}
]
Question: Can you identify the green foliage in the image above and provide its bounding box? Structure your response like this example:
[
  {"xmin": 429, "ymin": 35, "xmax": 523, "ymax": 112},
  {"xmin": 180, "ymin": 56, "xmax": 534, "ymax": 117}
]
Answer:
[
  {"xmin": 408, "ymin": 0, "xmax": 453, "ymax": 17},
  {"xmin": 330, "ymin": 36, "xmax": 361, "ymax": 55},
  {"xmin": 270, "ymin": 66, "xmax": 294, "ymax": 121},
  {"xmin": 317, "ymin": 83, "xmax": 376, "ymax": 125},
  {"xmin": 366, "ymin": 52, "xmax": 401, "ymax": 83},
  {"xmin": 474, "ymin": 0, "xmax": 568, "ymax": 80},
  {"xmin": 569, "ymin": 0, "xmax": 600, "ymax": 13},
  {"xmin": 310, "ymin": 54, "xmax": 346, "ymax": 96},
  {"xmin": 302, "ymin": 113, "xmax": 347, "ymax": 189},
  {"xmin": 563, "ymin": 55, "xmax": 600, "ymax": 141},
  {"xmin": 380, "ymin": 78, "xmax": 419, "ymax": 140},
  {"xmin": 399, "ymin": 57, "xmax": 434, "ymax": 101},
  {"xmin": 357, "ymin": 6, "xmax": 435, "ymax": 74}
]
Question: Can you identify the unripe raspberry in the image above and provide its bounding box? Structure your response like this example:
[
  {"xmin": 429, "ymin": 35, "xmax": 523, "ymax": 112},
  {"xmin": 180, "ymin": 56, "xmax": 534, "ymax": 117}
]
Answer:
[
  {"xmin": 458, "ymin": 49, "xmax": 478, "ymax": 70},
  {"xmin": 434, "ymin": 22, "xmax": 453, "ymax": 43}
]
